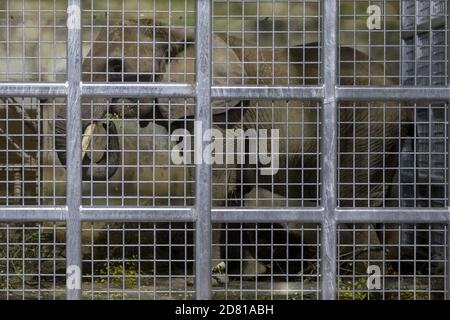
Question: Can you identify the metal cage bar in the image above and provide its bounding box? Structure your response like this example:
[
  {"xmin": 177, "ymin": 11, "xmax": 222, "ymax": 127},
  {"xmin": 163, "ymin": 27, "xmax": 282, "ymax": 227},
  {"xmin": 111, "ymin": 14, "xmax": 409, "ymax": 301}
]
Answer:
[
  {"xmin": 195, "ymin": 0, "xmax": 212, "ymax": 300},
  {"xmin": 66, "ymin": 0, "xmax": 82, "ymax": 300},
  {"xmin": 1, "ymin": 207, "xmax": 450, "ymax": 223},
  {"xmin": 321, "ymin": 0, "xmax": 338, "ymax": 300},
  {"xmin": 48, "ymin": 0, "xmax": 78, "ymax": 300},
  {"xmin": 446, "ymin": 0, "xmax": 450, "ymax": 301},
  {"xmin": 2, "ymin": 84, "xmax": 450, "ymax": 101}
]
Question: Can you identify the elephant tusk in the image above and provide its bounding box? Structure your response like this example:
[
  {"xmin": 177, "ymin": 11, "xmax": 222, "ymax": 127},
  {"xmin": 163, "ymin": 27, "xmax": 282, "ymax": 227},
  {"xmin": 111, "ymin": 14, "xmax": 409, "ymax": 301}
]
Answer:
[{"xmin": 82, "ymin": 123, "xmax": 96, "ymax": 160}]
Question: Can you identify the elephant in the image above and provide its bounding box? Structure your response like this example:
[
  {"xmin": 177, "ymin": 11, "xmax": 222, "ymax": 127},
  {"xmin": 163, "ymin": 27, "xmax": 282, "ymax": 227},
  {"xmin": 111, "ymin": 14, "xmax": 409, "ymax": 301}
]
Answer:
[
  {"xmin": 43, "ymin": 110, "xmax": 237, "ymax": 276},
  {"xmin": 51, "ymin": 19, "xmax": 246, "ymax": 184},
  {"xmin": 28, "ymin": 19, "xmax": 239, "ymax": 277},
  {"xmin": 156, "ymin": 31, "xmax": 409, "ymax": 278},
  {"xmin": 52, "ymin": 19, "xmax": 406, "ymax": 280},
  {"xmin": 79, "ymin": 119, "xmax": 195, "ymax": 274},
  {"xmin": 2, "ymin": 15, "xmax": 411, "ymax": 282}
]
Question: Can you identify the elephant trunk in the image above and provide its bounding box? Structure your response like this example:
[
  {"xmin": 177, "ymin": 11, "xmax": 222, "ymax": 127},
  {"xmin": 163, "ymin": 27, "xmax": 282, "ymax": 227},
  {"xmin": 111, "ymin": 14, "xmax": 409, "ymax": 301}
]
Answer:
[{"xmin": 54, "ymin": 113, "xmax": 120, "ymax": 180}]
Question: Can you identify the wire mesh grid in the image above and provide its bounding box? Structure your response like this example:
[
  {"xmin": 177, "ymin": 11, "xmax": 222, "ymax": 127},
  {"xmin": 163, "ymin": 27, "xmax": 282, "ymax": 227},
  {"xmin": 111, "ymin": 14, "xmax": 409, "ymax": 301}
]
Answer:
[
  {"xmin": 212, "ymin": 100, "xmax": 321, "ymax": 207},
  {"xmin": 338, "ymin": 101, "xmax": 448, "ymax": 208},
  {"xmin": 0, "ymin": 223, "xmax": 66, "ymax": 299},
  {"xmin": 337, "ymin": 223, "xmax": 447, "ymax": 300},
  {"xmin": 80, "ymin": 98, "xmax": 196, "ymax": 207},
  {"xmin": 0, "ymin": 0, "xmax": 449, "ymax": 301},
  {"xmin": 338, "ymin": 0, "xmax": 404, "ymax": 85},
  {"xmin": 211, "ymin": 223, "xmax": 321, "ymax": 300},
  {"xmin": 0, "ymin": 0, "xmax": 67, "ymax": 82},
  {"xmin": 0, "ymin": 97, "xmax": 66, "ymax": 206},
  {"xmin": 402, "ymin": 1, "xmax": 447, "ymax": 87},
  {"xmin": 339, "ymin": 1, "xmax": 448, "ymax": 86},
  {"xmin": 402, "ymin": 1, "xmax": 446, "ymax": 34},
  {"xmin": 81, "ymin": 0, "xmax": 196, "ymax": 83},
  {"xmin": 212, "ymin": 0, "xmax": 322, "ymax": 86},
  {"xmin": 82, "ymin": 222, "xmax": 194, "ymax": 300}
]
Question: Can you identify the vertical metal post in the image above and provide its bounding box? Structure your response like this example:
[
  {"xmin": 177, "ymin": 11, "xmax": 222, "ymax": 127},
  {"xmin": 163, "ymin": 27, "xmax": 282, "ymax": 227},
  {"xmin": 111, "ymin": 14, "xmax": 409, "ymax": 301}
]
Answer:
[
  {"xmin": 66, "ymin": 0, "xmax": 82, "ymax": 300},
  {"xmin": 321, "ymin": 0, "xmax": 338, "ymax": 300},
  {"xmin": 195, "ymin": 0, "xmax": 212, "ymax": 300},
  {"xmin": 447, "ymin": 214, "xmax": 450, "ymax": 300},
  {"xmin": 446, "ymin": 0, "xmax": 450, "ymax": 301}
]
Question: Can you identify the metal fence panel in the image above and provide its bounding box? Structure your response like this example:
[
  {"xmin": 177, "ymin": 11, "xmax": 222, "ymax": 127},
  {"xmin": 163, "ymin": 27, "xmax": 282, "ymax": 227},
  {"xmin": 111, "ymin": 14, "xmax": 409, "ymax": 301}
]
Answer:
[{"xmin": 0, "ymin": 0, "xmax": 449, "ymax": 300}]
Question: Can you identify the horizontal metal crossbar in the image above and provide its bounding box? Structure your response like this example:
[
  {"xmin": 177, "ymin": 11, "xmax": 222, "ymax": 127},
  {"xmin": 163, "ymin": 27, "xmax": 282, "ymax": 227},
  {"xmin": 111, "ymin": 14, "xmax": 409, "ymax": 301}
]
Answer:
[
  {"xmin": 335, "ymin": 209, "xmax": 450, "ymax": 223},
  {"xmin": 212, "ymin": 208, "xmax": 323, "ymax": 223},
  {"xmin": 211, "ymin": 86, "xmax": 324, "ymax": 100},
  {"xmin": 0, "ymin": 206, "xmax": 449, "ymax": 223},
  {"xmin": 0, "ymin": 83, "xmax": 67, "ymax": 97},
  {"xmin": 337, "ymin": 86, "xmax": 450, "ymax": 101},
  {"xmin": 1, "ymin": 83, "xmax": 449, "ymax": 102},
  {"xmin": 81, "ymin": 83, "xmax": 196, "ymax": 98},
  {"xmin": 81, "ymin": 207, "xmax": 194, "ymax": 222},
  {"xmin": 0, "ymin": 207, "xmax": 67, "ymax": 221}
]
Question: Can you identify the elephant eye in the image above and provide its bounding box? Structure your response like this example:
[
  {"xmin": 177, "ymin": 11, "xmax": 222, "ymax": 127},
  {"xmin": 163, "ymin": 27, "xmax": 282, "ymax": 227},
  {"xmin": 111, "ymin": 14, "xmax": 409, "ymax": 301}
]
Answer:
[
  {"xmin": 108, "ymin": 59, "xmax": 124, "ymax": 82},
  {"xmin": 108, "ymin": 59, "xmax": 122, "ymax": 73}
]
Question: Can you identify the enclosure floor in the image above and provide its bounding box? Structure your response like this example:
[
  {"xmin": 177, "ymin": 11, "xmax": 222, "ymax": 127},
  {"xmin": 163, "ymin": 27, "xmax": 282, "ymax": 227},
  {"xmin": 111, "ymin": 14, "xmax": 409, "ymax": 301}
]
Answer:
[
  {"xmin": 1, "ymin": 277, "xmax": 442, "ymax": 299},
  {"xmin": 1, "ymin": 279, "xmax": 320, "ymax": 300}
]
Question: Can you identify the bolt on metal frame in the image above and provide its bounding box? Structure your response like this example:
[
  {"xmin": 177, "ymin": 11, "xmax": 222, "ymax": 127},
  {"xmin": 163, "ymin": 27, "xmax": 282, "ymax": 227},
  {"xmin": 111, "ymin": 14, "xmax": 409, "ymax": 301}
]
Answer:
[{"xmin": 0, "ymin": 0, "xmax": 449, "ymax": 300}]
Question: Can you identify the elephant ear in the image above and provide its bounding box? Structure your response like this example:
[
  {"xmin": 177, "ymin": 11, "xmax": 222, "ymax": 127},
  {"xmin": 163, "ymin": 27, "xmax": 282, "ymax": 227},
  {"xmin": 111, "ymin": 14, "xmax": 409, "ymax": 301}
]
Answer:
[
  {"xmin": 211, "ymin": 35, "xmax": 245, "ymax": 112},
  {"xmin": 158, "ymin": 35, "xmax": 245, "ymax": 120}
]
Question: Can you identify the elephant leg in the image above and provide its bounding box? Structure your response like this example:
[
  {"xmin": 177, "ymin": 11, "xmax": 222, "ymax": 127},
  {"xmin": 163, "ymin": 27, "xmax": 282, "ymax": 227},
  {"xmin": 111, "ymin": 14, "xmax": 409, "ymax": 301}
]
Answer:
[{"xmin": 211, "ymin": 223, "xmax": 229, "ymax": 286}]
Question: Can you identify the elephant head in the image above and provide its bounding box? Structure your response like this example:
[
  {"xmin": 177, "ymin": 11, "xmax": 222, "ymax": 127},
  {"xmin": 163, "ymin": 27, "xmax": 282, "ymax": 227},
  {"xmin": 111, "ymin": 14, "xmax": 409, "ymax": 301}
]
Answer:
[
  {"xmin": 158, "ymin": 34, "xmax": 246, "ymax": 120},
  {"xmin": 54, "ymin": 19, "xmax": 192, "ymax": 180}
]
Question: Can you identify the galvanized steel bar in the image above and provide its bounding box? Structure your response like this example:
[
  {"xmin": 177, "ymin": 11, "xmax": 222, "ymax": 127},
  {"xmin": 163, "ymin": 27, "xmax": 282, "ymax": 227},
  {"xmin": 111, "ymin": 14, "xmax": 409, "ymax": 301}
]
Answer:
[
  {"xmin": 2, "ymin": 84, "xmax": 448, "ymax": 101},
  {"xmin": 80, "ymin": 207, "xmax": 195, "ymax": 222},
  {"xmin": 0, "ymin": 207, "xmax": 67, "ymax": 221},
  {"xmin": 66, "ymin": 0, "xmax": 82, "ymax": 300},
  {"xmin": 447, "ymin": 214, "xmax": 450, "ymax": 299},
  {"xmin": 1, "ymin": 83, "xmax": 445, "ymax": 102},
  {"xmin": 81, "ymin": 83, "xmax": 196, "ymax": 98},
  {"xmin": 321, "ymin": 0, "xmax": 338, "ymax": 300},
  {"xmin": 4, "ymin": 83, "xmax": 450, "ymax": 102},
  {"xmin": 337, "ymin": 86, "xmax": 450, "ymax": 101},
  {"xmin": 211, "ymin": 86, "xmax": 324, "ymax": 100},
  {"xmin": 2, "ymin": 207, "xmax": 449, "ymax": 224},
  {"xmin": 195, "ymin": 0, "xmax": 212, "ymax": 300},
  {"xmin": 336, "ymin": 209, "xmax": 450, "ymax": 223},
  {"xmin": 212, "ymin": 208, "xmax": 324, "ymax": 223},
  {"xmin": 0, "ymin": 83, "xmax": 68, "ymax": 97},
  {"xmin": 446, "ymin": 0, "xmax": 450, "ymax": 300}
]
